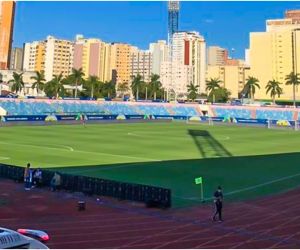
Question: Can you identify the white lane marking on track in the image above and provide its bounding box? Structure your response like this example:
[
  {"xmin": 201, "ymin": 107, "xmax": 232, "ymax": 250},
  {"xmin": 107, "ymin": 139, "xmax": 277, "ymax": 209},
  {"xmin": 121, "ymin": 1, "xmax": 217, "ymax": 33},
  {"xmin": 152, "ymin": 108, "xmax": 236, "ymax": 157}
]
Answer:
[
  {"xmin": 174, "ymin": 172, "xmax": 300, "ymax": 201},
  {"xmin": 0, "ymin": 141, "xmax": 158, "ymax": 162}
]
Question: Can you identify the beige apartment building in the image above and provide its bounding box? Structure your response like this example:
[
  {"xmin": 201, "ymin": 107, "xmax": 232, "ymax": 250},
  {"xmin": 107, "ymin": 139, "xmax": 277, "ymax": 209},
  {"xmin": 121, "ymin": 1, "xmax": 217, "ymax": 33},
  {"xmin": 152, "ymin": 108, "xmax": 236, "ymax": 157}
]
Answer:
[
  {"xmin": 207, "ymin": 46, "xmax": 228, "ymax": 66},
  {"xmin": 73, "ymin": 35, "xmax": 112, "ymax": 82},
  {"xmin": 248, "ymin": 10, "xmax": 300, "ymax": 100},
  {"xmin": 206, "ymin": 63, "xmax": 250, "ymax": 98},
  {"xmin": 110, "ymin": 43, "xmax": 135, "ymax": 85},
  {"xmin": 23, "ymin": 36, "xmax": 73, "ymax": 81}
]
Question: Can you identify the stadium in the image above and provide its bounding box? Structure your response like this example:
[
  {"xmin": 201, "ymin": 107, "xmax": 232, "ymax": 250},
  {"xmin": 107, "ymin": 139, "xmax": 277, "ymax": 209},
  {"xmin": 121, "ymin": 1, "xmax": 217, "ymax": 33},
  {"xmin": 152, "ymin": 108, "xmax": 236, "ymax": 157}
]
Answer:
[{"xmin": 1, "ymin": 97, "xmax": 300, "ymax": 248}]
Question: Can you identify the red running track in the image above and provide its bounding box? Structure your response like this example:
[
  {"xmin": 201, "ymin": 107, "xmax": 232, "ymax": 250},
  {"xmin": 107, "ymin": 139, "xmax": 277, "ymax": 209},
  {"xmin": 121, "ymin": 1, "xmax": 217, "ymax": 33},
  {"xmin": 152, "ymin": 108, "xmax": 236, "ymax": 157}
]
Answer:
[{"xmin": 0, "ymin": 179, "xmax": 300, "ymax": 249}]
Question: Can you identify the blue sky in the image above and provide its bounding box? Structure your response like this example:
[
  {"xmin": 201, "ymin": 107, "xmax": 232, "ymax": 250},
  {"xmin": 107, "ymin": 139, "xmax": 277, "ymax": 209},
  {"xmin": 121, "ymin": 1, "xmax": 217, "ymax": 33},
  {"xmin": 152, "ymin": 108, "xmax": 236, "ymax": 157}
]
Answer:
[{"xmin": 13, "ymin": 1, "xmax": 300, "ymax": 59}]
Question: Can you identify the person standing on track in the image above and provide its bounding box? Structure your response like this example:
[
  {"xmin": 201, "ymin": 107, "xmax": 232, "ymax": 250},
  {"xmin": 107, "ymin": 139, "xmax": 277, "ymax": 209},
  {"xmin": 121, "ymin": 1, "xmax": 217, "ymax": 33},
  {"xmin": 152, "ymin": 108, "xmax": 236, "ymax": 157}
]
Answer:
[
  {"xmin": 24, "ymin": 163, "xmax": 31, "ymax": 191},
  {"xmin": 212, "ymin": 186, "xmax": 223, "ymax": 222}
]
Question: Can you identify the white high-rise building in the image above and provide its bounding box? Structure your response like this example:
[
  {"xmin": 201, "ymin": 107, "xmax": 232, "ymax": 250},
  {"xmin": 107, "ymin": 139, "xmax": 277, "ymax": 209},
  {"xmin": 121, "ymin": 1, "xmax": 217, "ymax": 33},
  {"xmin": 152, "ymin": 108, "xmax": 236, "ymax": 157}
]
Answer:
[
  {"xmin": 44, "ymin": 36, "xmax": 73, "ymax": 81},
  {"xmin": 23, "ymin": 41, "xmax": 43, "ymax": 72},
  {"xmin": 23, "ymin": 36, "xmax": 74, "ymax": 81},
  {"xmin": 162, "ymin": 31, "xmax": 206, "ymax": 95},
  {"xmin": 149, "ymin": 40, "xmax": 169, "ymax": 76},
  {"xmin": 130, "ymin": 49, "xmax": 152, "ymax": 83}
]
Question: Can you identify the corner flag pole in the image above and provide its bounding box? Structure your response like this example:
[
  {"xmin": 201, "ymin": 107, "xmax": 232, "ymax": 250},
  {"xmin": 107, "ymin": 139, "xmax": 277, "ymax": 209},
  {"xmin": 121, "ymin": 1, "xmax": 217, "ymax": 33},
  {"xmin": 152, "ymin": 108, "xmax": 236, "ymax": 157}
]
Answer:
[{"xmin": 195, "ymin": 177, "xmax": 204, "ymax": 202}]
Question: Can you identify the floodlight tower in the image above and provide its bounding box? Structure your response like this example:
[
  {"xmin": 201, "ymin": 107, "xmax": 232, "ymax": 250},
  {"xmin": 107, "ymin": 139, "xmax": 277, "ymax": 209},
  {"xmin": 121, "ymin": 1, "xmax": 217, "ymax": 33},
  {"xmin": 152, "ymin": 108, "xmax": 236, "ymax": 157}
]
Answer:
[
  {"xmin": 168, "ymin": 0, "xmax": 179, "ymax": 48},
  {"xmin": 167, "ymin": 0, "xmax": 179, "ymax": 101}
]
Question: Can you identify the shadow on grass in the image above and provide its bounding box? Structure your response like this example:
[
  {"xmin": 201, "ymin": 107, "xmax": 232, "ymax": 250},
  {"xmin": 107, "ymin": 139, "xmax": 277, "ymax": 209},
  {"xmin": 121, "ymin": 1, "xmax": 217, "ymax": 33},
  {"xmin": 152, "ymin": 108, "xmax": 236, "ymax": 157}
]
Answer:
[
  {"xmin": 188, "ymin": 129, "xmax": 232, "ymax": 158},
  {"xmin": 49, "ymin": 152, "xmax": 300, "ymax": 208}
]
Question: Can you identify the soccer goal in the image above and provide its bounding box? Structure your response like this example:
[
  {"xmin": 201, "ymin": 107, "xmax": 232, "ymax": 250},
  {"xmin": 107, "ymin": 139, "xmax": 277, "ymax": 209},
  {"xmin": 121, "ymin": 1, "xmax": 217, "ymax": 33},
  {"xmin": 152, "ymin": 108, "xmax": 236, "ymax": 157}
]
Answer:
[
  {"xmin": 267, "ymin": 119, "xmax": 299, "ymax": 131},
  {"xmin": 186, "ymin": 116, "xmax": 202, "ymax": 125}
]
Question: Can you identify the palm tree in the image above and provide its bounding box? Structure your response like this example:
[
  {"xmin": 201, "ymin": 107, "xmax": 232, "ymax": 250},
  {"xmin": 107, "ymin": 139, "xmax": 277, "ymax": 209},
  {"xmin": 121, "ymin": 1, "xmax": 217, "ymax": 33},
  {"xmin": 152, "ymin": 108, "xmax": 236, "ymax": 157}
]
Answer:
[
  {"xmin": 131, "ymin": 74, "xmax": 144, "ymax": 101},
  {"xmin": 47, "ymin": 73, "xmax": 65, "ymax": 98},
  {"xmin": 86, "ymin": 75, "xmax": 100, "ymax": 99},
  {"xmin": 187, "ymin": 83, "xmax": 199, "ymax": 101},
  {"xmin": 265, "ymin": 80, "xmax": 283, "ymax": 104},
  {"xmin": 8, "ymin": 72, "xmax": 24, "ymax": 94},
  {"xmin": 69, "ymin": 68, "xmax": 85, "ymax": 98},
  {"xmin": 285, "ymin": 72, "xmax": 300, "ymax": 107},
  {"xmin": 117, "ymin": 82, "xmax": 130, "ymax": 99},
  {"xmin": 31, "ymin": 71, "xmax": 46, "ymax": 96},
  {"xmin": 243, "ymin": 76, "xmax": 260, "ymax": 101},
  {"xmin": 149, "ymin": 74, "xmax": 162, "ymax": 100},
  {"xmin": 206, "ymin": 78, "xmax": 221, "ymax": 103},
  {"xmin": 103, "ymin": 80, "xmax": 116, "ymax": 98}
]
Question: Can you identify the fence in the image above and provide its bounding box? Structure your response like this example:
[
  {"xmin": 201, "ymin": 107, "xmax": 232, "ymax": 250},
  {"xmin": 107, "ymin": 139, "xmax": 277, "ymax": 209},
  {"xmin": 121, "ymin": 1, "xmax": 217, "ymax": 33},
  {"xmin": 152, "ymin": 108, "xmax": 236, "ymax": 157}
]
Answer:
[{"xmin": 0, "ymin": 164, "xmax": 171, "ymax": 209}]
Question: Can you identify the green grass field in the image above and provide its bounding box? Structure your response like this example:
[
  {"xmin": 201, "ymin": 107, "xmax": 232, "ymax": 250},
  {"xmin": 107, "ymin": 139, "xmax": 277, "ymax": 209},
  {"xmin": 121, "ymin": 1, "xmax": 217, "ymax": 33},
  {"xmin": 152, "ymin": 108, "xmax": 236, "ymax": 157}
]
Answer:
[{"xmin": 1, "ymin": 122, "xmax": 300, "ymax": 207}]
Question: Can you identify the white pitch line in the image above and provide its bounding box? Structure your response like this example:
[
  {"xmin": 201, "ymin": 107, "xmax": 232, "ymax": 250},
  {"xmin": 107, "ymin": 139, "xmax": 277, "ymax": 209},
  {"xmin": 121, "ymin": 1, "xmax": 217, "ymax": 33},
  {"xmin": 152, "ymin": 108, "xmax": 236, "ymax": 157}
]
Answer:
[
  {"xmin": 0, "ymin": 141, "xmax": 158, "ymax": 162},
  {"xmin": 175, "ymin": 172, "xmax": 300, "ymax": 201},
  {"xmin": 0, "ymin": 157, "xmax": 10, "ymax": 160},
  {"xmin": 0, "ymin": 141, "xmax": 74, "ymax": 152}
]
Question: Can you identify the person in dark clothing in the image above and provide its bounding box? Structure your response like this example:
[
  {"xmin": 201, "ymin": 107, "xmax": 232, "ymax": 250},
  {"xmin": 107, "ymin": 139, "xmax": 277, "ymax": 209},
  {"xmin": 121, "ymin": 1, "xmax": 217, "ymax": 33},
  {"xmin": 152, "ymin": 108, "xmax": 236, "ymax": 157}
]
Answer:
[
  {"xmin": 212, "ymin": 186, "xmax": 223, "ymax": 222},
  {"xmin": 24, "ymin": 163, "xmax": 31, "ymax": 191}
]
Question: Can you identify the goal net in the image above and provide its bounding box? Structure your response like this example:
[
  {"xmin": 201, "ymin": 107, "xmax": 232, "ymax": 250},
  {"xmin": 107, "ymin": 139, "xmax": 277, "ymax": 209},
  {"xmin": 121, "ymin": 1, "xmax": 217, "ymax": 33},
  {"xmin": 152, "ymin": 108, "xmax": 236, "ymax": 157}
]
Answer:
[{"xmin": 267, "ymin": 119, "xmax": 299, "ymax": 131}]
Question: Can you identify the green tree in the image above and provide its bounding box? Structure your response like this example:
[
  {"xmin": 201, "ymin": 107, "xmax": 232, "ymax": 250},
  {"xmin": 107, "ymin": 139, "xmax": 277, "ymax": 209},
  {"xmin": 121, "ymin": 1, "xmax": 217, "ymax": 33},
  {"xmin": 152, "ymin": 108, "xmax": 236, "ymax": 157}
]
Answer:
[
  {"xmin": 208, "ymin": 87, "xmax": 231, "ymax": 103},
  {"xmin": 69, "ymin": 68, "xmax": 85, "ymax": 98},
  {"xmin": 285, "ymin": 72, "xmax": 300, "ymax": 107},
  {"xmin": 187, "ymin": 82, "xmax": 199, "ymax": 101},
  {"xmin": 31, "ymin": 71, "xmax": 46, "ymax": 96},
  {"xmin": 8, "ymin": 72, "xmax": 24, "ymax": 94},
  {"xmin": 243, "ymin": 76, "xmax": 260, "ymax": 101},
  {"xmin": 131, "ymin": 74, "xmax": 144, "ymax": 101},
  {"xmin": 265, "ymin": 80, "xmax": 283, "ymax": 104},
  {"xmin": 117, "ymin": 82, "xmax": 130, "ymax": 99},
  {"xmin": 85, "ymin": 75, "xmax": 100, "ymax": 99},
  {"xmin": 45, "ymin": 73, "xmax": 65, "ymax": 98},
  {"xmin": 149, "ymin": 74, "xmax": 162, "ymax": 100},
  {"xmin": 102, "ymin": 81, "xmax": 116, "ymax": 98},
  {"xmin": 206, "ymin": 78, "xmax": 221, "ymax": 103}
]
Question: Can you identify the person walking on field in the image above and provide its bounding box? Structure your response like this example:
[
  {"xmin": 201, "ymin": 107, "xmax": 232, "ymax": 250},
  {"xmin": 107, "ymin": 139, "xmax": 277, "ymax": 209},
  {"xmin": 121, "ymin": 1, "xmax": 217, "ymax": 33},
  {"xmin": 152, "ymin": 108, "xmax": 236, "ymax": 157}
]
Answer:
[{"xmin": 212, "ymin": 186, "xmax": 223, "ymax": 222}]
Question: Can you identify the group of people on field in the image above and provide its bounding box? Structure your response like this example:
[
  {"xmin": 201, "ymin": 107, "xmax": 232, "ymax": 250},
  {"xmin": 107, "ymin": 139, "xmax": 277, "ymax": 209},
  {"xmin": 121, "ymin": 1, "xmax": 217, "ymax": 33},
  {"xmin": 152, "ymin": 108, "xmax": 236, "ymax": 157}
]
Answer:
[
  {"xmin": 24, "ymin": 163, "xmax": 61, "ymax": 192},
  {"xmin": 24, "ymin": 163, "xmax": 43, "ymax": 190}
]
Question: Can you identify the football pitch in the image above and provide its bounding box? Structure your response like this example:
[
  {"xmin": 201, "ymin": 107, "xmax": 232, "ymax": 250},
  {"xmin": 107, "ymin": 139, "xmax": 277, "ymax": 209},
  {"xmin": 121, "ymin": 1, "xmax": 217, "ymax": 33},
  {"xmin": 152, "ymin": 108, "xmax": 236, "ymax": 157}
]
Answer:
[{"xmin": 1, "ymin": 121, "xmax": 300, "ymax": 207}]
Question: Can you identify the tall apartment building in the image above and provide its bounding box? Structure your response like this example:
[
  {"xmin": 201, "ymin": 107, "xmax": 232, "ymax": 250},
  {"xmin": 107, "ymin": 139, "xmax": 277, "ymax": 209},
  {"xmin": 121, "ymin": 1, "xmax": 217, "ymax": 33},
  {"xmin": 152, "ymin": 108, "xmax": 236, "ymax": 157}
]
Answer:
[
  {"xmin": 248, "ymin": 10, "xmax": 300, "ymax": 100},
  {"xmin": 162, "ymin": 31, "xmax": 206, "ymax": 95},
  {"xmin": 206, "ymin": 62, "xmax": 250, "ymax": 98},
  {"xmin": 110, "ymin": 43, "xmax": 135, "ymax": 84},
  {"xmin": 149, "ymin": 40, "xmax": 169, "ymax": 76},
  {"xmin": 23, "ymin": 41, "xmax": 45, "ymax": 72},
  {"xmin": 9, "ymin": 47, "xmax": 23, "ymax": 71},
  {"xmin": 285, "ymin": 10, "xmax": 300, "ymax": 23},
  {"xmin": 23, "ymin": 36, "xmax": 73, "ymax": 81},
  {"xmin": 130, "ymin": 49, "xmax": 152, "ymax": 83},
  {"xmin": 0, "ymin": 1, "xmax": 15, "ymax": 70},
  {"xmin": 207, "ymin": 46, "xmax": 228, "ymax": 66},
  {"xmin": 73, "ymin": 36, "xmax": 112, "ymax": 82}
]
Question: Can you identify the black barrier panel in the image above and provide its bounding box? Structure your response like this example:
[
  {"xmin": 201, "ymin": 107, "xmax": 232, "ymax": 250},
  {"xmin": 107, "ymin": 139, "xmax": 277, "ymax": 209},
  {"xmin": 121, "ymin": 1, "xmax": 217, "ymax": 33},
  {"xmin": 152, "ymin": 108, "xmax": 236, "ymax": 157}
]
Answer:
[{"xmin": 0, "ymin": 164, "xmax": 172, "ymax": 208}]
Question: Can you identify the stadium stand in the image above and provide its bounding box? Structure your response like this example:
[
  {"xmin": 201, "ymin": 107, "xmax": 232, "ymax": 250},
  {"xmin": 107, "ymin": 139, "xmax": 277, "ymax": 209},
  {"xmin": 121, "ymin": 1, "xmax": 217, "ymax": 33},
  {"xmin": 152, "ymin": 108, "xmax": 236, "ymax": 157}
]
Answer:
[
  {"xmin": 212, "ymin": 107, "xmax": 252, "ymax": 119},
  {"xmin": 256, "ymin": 109, "xmax": 294, "ymax": 121},
  {"xmin": 0, "ymin": 99, "xmax": 201, "ymax": 117}
]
